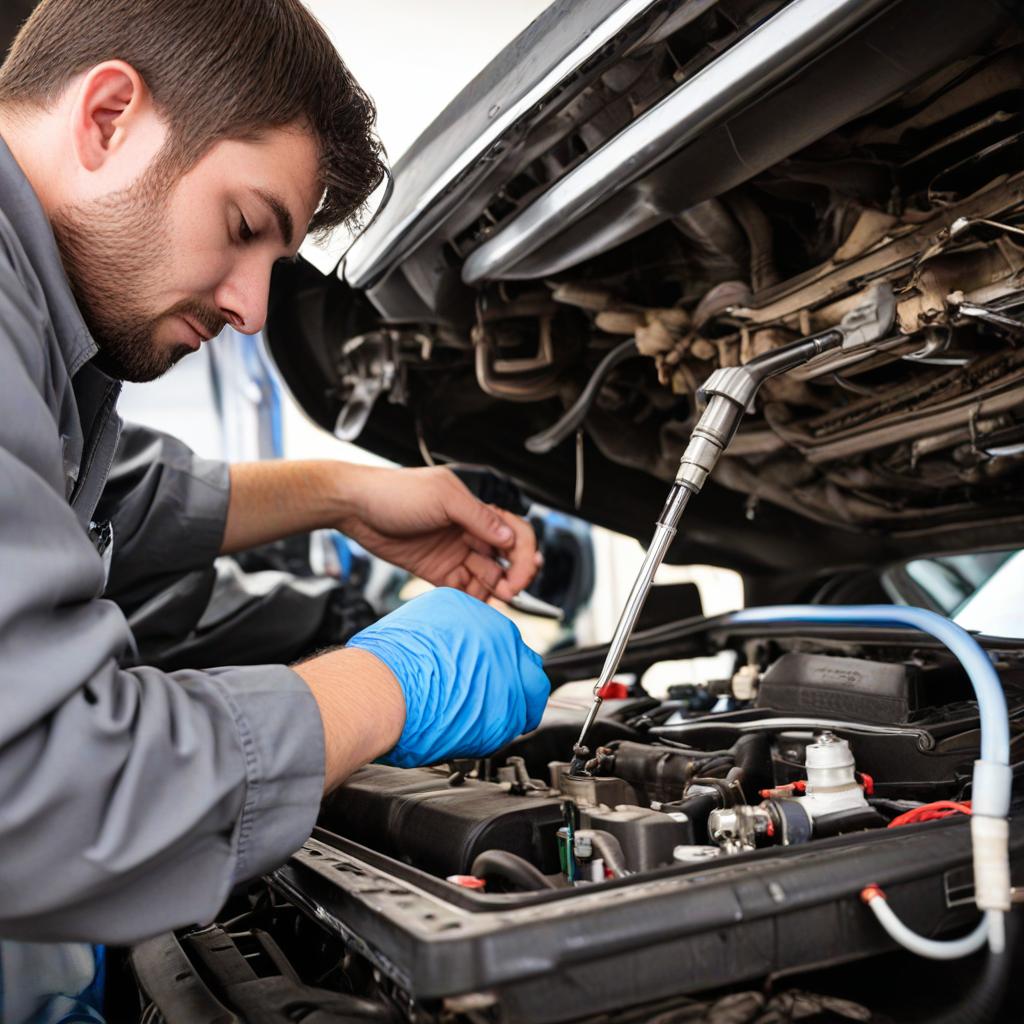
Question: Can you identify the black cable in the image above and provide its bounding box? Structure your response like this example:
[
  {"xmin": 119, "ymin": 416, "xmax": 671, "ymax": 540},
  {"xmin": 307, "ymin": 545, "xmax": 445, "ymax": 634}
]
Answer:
[
  {"xmin": 524, "ymin": 339, "xmax": 639, "ymax": 454},
  {"xmin": 470, "ymin": 849, "xmax": 558, "ymax": 891},
  {"xmin": 649, "ymin": 736, "xmax": 734, "ymax": 757}
]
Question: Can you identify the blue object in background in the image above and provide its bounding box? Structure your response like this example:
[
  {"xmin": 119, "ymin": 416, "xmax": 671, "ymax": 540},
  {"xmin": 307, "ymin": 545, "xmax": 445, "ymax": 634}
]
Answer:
[
  {"xmin": 0, "ymin": 942, "xmax": 105, "ymax": 1023},
  {"xmin": 210, "ymin": 329, "xmax": 360, "ymax": 582},
  {"xmin": 207, "ymin": 327, "xmax": 285, "ymax": 461}
]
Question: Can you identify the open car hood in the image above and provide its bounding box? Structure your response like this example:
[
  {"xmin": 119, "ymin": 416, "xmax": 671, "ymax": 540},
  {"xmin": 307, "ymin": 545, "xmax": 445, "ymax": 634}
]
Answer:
[{"xmin": 267, "ymin": 0, "xmax": 1024, "ymax": 583}]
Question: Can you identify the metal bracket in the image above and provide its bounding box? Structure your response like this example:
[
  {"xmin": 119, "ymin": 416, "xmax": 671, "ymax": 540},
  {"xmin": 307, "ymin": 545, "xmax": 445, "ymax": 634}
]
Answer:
[
  {"xmin": 838, "ymin": 282, "xmax": 896, "ymax": 349},
  {"xmin": 333, "ymin": 331, "xmax": 397, "ymax": 442}
]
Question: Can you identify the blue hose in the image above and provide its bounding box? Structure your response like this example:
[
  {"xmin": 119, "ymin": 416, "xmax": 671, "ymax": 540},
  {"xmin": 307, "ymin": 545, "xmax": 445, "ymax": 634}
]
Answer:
[{"xmin": 725, "ymin": 605, "xmax": 1009, "ymax": 765}]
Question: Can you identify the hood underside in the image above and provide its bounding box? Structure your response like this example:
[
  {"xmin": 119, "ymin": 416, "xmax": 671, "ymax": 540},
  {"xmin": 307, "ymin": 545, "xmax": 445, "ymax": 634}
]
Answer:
[{"xmin": 267, "ymin": 0, "xmax": 1024, "ymax": 582}]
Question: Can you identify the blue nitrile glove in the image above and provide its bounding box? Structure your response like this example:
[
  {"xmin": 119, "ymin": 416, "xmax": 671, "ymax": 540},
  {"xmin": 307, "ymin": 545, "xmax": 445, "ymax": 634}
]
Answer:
[{"xmin": 346, "ymin": 588, "xmax": 550, "ymax": 768}]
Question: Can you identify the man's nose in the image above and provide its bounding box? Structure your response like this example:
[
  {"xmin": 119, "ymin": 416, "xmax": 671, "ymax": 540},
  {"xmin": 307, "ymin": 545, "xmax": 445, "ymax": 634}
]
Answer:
[{"xmin": 215, "ymin": 258, "xmax": 271, "ymax": 335}]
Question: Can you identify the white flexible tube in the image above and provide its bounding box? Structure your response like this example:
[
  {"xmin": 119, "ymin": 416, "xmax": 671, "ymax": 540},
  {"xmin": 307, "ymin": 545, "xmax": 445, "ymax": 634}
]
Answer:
[
  {"xmin": 987, "ymin": 907, "xmax": 1006, "ymax": 955},
  {"xmin": 862, "ymin": 888, "xmax": 994, "ymax": 960}
]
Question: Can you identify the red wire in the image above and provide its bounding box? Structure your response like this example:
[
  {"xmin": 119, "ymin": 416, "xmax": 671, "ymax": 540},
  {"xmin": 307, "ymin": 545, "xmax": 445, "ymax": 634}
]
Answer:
[{"xmin": 887, "ymin": 800, "xmax": 972, "ymax": 828}]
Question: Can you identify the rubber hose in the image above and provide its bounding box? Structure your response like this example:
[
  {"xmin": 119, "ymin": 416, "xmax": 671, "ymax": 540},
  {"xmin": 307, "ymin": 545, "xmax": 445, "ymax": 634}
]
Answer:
[
  {"xmin": 524, "ymin": 339, "xmax": 639, "ymax": 454},
  {"xmin": 927, "ymin": 910, "xmax": 1019, "ymax": 1024},
  {"xmin": 869, "ymin": 901, "xmax": 990, "ymax": 961},
  {"xmin": 729, "ymin": 732, "xmax": 771, "ymax": 794},
  {"xmin": 574, "ymin": 829, "xmax": 629, "ymax": 878},
  {"xmin": 611, "ymin": 741, "xmax": 695, "ymax": 798},
  {"xmin": 469, "ymin": 850, "xmax": 557, "ymax": 891},
  {"xmin": 724, "ymin": 192, "xmax": 779, "ymax": 291}
]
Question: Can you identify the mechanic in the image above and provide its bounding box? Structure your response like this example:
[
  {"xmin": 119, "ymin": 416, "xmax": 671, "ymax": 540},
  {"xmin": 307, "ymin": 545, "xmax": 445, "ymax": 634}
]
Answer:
[{"xmin": 0, "ymin": 0, "xmax": 549, "ymax": 958}]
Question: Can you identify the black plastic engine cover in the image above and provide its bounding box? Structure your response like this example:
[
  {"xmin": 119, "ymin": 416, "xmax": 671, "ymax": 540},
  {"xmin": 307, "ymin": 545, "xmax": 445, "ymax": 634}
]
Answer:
[
  {"xmin": 320, "ymin": 765, "xmax": 566, "ymax": 876},
  {"xmin": 756, "ymin": 652, "xmax": 911, "ymax": 724}
]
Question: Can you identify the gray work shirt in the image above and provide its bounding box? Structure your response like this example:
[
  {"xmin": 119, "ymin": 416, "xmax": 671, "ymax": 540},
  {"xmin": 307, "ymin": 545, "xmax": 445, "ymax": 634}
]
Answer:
[{"xmin": 0, "ymin": 137, "xmax": 325, "ymax": 944}]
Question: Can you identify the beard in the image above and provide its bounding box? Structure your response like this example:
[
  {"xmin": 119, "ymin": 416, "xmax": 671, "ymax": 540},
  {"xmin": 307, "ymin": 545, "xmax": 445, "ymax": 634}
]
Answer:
[{"xmin": 51, "ymin": 170, "xmax": 224, "ymax": 383}]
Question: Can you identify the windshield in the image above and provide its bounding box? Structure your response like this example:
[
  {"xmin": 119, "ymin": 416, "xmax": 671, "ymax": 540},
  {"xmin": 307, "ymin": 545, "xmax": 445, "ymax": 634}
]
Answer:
[
  {"xmin": 951, "ymin": 550, "xmax": 1024, "ymax": 637},
  {"xmin": 891, "ymin": 549, "xmax": 1023, "ymax": 638}
]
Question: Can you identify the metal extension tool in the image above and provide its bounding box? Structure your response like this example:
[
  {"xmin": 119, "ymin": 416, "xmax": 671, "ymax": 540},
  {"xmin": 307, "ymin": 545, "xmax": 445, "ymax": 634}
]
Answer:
[{"xmin": 569, "ymin": 287, "xmax": 896, "ymax": 770}]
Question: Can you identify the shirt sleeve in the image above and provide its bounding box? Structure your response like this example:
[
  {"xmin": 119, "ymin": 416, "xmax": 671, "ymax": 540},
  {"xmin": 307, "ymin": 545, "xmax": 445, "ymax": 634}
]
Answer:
[
  {"xmin": 0, "ymin": 262, "xmax": 325, "ymax": 945},
  {"xmin": 96, "ymin": 421, "xmax": 231, "ymax": 602}
]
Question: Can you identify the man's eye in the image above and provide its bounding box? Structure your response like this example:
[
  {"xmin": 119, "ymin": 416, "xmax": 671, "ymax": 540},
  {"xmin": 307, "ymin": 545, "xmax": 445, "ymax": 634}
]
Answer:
[{"xmin": 239, "ymin": 216, "xmax": 254, "ymax": 242}]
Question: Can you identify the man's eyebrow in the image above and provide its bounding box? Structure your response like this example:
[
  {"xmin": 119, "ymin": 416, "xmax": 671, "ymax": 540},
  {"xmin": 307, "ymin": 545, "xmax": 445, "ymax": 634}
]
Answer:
[{"xmin": 253, "ymin": 188, "xmax": 295, "ymax": 248}]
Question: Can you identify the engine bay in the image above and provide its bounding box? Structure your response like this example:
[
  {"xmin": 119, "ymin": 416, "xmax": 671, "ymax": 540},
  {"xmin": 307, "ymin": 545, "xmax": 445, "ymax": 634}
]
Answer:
[
  {"xmin": 132, "ymin": 618, "xmax": 1024, "ymax": 1023},
  {"xmin": 320, "ymin": 632, "xmax": 1024, "ymax": 893}
]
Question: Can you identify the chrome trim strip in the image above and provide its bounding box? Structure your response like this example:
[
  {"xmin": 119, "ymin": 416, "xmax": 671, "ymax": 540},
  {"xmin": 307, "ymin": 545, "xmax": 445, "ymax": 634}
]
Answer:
[
  {"xmin": 462, "ymin": 0, "xmax": 891, "ymax": 286},
  {"xmin": 343, "ymin": 0, "xmax": 665, "ymax": 290}
]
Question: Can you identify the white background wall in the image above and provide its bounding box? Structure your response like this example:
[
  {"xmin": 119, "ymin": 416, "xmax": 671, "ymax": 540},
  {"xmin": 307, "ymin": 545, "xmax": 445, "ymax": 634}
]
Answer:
[{"xmin": 306, "ymin": 1, "xmax": 552, "ymax": 161}]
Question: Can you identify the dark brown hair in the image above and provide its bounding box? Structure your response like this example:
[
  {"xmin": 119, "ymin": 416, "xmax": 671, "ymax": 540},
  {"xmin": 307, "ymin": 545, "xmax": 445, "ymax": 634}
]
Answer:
[{"xmin": 0, "ymin": 0, "xmax": 386, "ymax": 235}]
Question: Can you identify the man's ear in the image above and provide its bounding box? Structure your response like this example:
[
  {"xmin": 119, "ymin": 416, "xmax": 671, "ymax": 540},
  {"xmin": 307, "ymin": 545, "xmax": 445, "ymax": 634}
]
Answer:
[{"xmin": 69, "ymin": 60, "xmax": 150, "ymax": 173}]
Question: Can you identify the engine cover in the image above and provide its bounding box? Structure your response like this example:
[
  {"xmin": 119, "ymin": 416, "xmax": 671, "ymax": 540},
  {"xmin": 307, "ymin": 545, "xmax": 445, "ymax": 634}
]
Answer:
[
  {"xmin": 755, "ymin": 652, "xmax": 912, "ymax": 724},
  {"xmin": 320, "ymin": 765, "xmax": 566, "ymax": 876}
]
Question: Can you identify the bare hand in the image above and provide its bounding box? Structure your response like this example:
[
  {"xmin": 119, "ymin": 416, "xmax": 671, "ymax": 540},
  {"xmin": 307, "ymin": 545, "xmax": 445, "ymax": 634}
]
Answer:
[{"xmin": 335, "ymin": 465, "xmax": 540, "ymax": 602}]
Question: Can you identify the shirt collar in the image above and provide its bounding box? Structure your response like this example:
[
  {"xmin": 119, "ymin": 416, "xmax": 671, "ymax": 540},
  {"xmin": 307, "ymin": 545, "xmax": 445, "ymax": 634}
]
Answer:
[{"xmin": 0, "ymin": 134, "xmax": 98, "ymax": 375}]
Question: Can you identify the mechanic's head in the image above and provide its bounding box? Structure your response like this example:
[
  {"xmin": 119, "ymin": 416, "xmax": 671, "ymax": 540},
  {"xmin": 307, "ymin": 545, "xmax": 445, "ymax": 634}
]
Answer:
[{"xmin": 0, "ymin": 0, "xmax": 385, "ymax": 381}]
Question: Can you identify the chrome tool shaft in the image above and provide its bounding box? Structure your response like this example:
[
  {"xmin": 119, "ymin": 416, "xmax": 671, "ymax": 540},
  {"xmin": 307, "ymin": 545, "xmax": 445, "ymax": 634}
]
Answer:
[
  {"xmin": 568, "ymin": 307, "xmax": 888, "ymax": 766},
  {"xmin": 572, "ymin": 484, "xmax": 690, "ymax": 758}
]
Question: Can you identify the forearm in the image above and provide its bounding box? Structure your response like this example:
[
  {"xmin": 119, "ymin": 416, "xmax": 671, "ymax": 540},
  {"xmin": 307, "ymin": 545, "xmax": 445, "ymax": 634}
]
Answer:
[
  {"xmin": 222, "ymin": 460, "xmax": 539, "ymax": 603},
  {"xmin": 292, "ymin": 647, "xmax": 406, "ymax": 792},
  {"xmin": 221, "ymin": 459, "xmax": 365, "ymax": 554}
]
